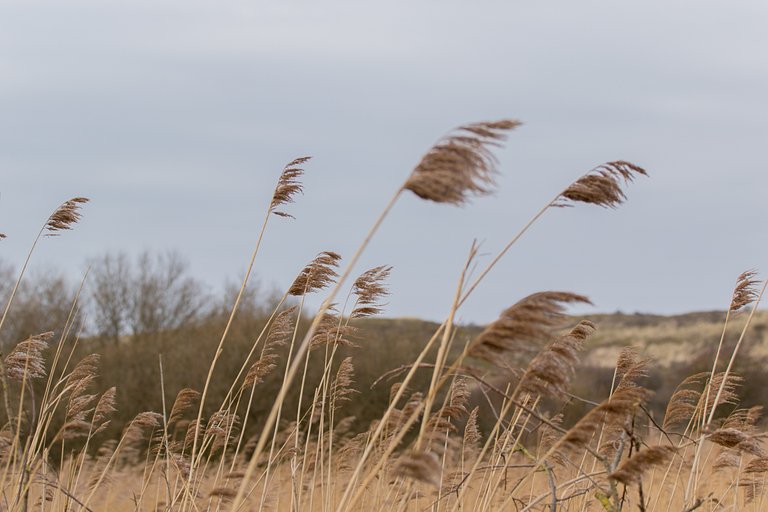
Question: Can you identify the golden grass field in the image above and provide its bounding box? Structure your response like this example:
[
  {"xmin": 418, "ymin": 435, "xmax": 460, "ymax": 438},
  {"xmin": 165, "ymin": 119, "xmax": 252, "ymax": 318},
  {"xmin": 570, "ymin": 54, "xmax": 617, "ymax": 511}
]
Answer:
[{"xmin": 1, "ymin": 120, "xmax": 767, "ymax": 511}]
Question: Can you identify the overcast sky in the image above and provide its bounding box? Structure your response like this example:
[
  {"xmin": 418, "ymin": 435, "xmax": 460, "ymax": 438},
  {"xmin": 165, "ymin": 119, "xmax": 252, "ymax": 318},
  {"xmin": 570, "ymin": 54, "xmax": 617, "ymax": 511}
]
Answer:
[{"xmin": 1, "ymin": 1, "xmax": 767, "ymax": 324}]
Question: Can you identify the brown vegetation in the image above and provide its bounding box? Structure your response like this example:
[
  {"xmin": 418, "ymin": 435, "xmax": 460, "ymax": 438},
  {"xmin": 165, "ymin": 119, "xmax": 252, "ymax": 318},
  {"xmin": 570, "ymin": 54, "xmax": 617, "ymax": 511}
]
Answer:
[{"xmin": 1, "ymin": 120, "xmax": 767, "ymax": 511}]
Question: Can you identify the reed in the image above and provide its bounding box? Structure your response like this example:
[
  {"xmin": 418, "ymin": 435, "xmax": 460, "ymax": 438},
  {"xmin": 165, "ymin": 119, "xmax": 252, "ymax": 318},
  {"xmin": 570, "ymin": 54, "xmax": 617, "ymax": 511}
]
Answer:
[{"xmin": 4, "ymin": 118, "xmax": 768, "ymax": 512}]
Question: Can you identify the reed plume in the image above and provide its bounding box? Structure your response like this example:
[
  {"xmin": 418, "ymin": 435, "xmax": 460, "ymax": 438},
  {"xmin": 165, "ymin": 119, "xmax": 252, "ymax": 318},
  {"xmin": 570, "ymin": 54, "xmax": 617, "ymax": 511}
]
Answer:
[
  {"xmin": 663, "ymin": 372, "xmax": 709, "ymax": 431},
  {"xmin": 713, "ymin": 449, "xmax": 741, "ymax": 472},
  {"xmin": 744, "ymin": 458, "xmax": 768, "ymax": 475},
  {"xmin": 723, "ymin": 405, "xmax": 763, "ymax": 432},
  {"xmin": 91, "ymin": 387, "xmax": 117, "ymax": 436},
  {"xmin": 554, "ymin": 161, "xmax": 647, "ymax": 208},
  {"xmin": 206, "ymin": 411, "xmax": 239, "ymax": 452},
  {"xmin": 242, "ymin": 307, "xmax": 296, "ymax": 388},
  {"xmin": 742, "ymin": 479, "xmax": 765, "ymax": 503},
  {"xmin": 468, "ymin": 291, "xmax": 591, "ymax": 364},
  {"xmin": 708, "ymin": 428, "xmax": 764, "ymax": 457},
  {"xmin": 331, "ymin": 357, "xmax": 357, "ymax": 413},
  {"xmin": 426, "ymin": 377, "xmax": 470, "ymax": 440},
  {"xmin": 122, "ymin": 412, "xmax": 163, "ymax": 448},
  {"xmin": 610, "ymin": 445, "xmax": 677, "ymax": 485},
  {"xmin": 538, "ymin": 413, "xmax": 567, "ymax": 466},
  {"xmin": 462, "ymin": 406, "xmax": 481, "ymax": 454},
  {"xmin": 403, "ymin": 120, "xmax": 520, "ymax": 205},
  {"xmin": 3, "ymin": 331, "xmax": 53, "ymax": 380},
  {"xmin": 168, "ymin": 388, "xmax": 201, "ymax": 429},
  {"xmin": 703, "ymin": 372, "xmax": 743, "ymax": 417},
  {"xmin": 351, "ymin": 265, "xmax": 392, "ymax": 319},
  {"xmin": 557, "ymin": 386, "xmax": 651, "ymax": 458},
  {"xmin": 45, "ymin": 197, "xmax": 89, "ymax": 234},
  {"xmin": 394, "ymin": 451, "xmax": 442, "ymax": 488},
  {"xmin": 270, "ymin": 157, "xmax": 311, "ymax": 218},
  {"xmin": 289, "ymin": 251, "xmax": 342, "ymax": 296},
  {"xmin": 730, "ymin": 270, "xmax": 760, "ymax": 312},
  {"xmin": 614, "ymin": 346, "xmax": 650, "ymax": 393},
  {"xmin": 518, "ymin": 320, "xmax": 595, "ymax": 398},
  {"xmin": 310, "ymin": 307, "xmax": 358, "ymax": 349}
]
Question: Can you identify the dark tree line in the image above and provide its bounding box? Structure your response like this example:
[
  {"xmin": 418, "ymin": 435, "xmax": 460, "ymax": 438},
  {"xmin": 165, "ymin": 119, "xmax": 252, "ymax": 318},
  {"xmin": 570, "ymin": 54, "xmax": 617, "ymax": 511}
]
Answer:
[{"xmin": 0, "ymin": 250, "xmax": 269, "ymax": 349}]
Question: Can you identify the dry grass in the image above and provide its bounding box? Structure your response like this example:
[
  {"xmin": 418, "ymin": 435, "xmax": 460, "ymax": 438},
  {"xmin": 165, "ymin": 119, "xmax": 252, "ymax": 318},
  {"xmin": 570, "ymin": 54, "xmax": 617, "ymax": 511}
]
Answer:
[{"xmin": 1, "ymin": 120, "xmax": 767, "ymax": 512}]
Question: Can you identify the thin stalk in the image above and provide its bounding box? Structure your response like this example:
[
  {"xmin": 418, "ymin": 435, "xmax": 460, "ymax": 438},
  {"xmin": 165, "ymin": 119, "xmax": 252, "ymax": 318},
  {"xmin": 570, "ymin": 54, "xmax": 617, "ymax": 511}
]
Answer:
[
  {"xmin": 415, "ymin": 242, "xmax": 476, "ymax": 449},
  {"xmin": 187, "ymin": 206, "xmax": 271, "ymax": 488},
  {"xmin": 232, "ymin": 186, "xmax": 404, "ymax": 510},
  {"xmin": 684, "ymin": 280, "xmax": 768, "ymax": 505}
]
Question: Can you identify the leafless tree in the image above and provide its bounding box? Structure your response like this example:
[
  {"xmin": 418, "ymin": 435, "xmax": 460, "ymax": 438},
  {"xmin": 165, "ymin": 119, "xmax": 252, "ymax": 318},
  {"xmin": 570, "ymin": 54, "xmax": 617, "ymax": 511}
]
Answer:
[
  {"xmin": 88, "ymin": 251, "xmax": 206, "ymax": 342},
  {"xmin": 89, "ymin": 252, "xmax": 132, "ymax": 344}
]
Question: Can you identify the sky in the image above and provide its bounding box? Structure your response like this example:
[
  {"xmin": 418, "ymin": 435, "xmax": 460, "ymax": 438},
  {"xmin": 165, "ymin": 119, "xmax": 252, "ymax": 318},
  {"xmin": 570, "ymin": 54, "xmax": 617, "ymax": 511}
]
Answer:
[{"xmin": 1, "ymin": 1, "xmax": 767, "ymax": 324}]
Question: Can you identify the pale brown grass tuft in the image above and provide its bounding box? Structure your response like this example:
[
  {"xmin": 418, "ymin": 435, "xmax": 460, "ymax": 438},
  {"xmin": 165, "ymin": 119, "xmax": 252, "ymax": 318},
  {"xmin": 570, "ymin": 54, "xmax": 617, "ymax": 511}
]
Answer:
[
  {"xmin": 403, "ymin": 120, "xmax": 520, "ymax": 205},
  {"xmin": 288, "ymin": 251, "xmax": 342, "ymax": 296},
  {"xmin": 4, "ymin": 331, "xmax": 53, "ymax": 380},
  {"xmin": 394, "ymin": 450, "xmax": 442, "ymax": 488},
  {"xmin": 730, "ymin": 270, "xmax": 760, "ymax": 312},
  {"xmin": 518, "ymin": 319, "xmax": 595, "ymax": 398},
  {"xmin": 557, "ymin": 386, "xmax": 651, "ymax": 457},
  {"xmin": 270, "ymin": 156, "xmax": 311, "ymax": 218},
  {"xmin": 555, "ymin": 161, "xmax": 647, "ymax": 208},
  {"xmin": 609, "ymin": 445, "xmax": 677, "ymax": 485},
  {"xmin": 242, "ymin": 307, "xmax": 296, "ymax": 389},
  {"xmin": 45, "ymin": 197, "xmax": 89, "ymax": 235},
  {"xmin": 468, "ymin": 291, "xmax": 591, "ymax": 364},
  {"xmin": 168, "ymin": 388, "xmax": 201, "ymax": 429},
  {"xmin": 663, "ymin": 371, "xmax": 709, "ymax": 431},
  {"xmin": 708, "ymin": 428, "xmax": 765, "ymax": 457},
  {"xmin": 351, "ymin": 265, "xmax": 392, "ymax": 319},
  {"xmin": 331, "ymin": 357, "xmax": 358, "ymax": 412}
]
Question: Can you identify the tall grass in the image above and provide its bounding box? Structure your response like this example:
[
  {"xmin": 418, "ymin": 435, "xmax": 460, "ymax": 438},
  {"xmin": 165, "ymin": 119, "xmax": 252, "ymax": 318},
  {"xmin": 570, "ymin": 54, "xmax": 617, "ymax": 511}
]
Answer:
[{"xmin": 1, "ymin": 119, "xmax": 766, "ymax": 512}]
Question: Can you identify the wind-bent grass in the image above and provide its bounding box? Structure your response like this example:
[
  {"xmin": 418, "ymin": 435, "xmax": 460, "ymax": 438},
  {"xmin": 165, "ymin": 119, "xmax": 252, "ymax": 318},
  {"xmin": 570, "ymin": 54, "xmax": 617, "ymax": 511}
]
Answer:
[{"xmin": 4, "ymin": 119, "xmax": 768, "ymax": 512}]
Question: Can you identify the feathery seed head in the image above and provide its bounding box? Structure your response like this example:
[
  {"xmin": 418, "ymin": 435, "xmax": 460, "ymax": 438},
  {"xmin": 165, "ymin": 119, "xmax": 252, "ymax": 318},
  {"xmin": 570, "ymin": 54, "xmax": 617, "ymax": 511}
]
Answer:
[
  {"xmin": 168, "ymin": 388, "xmax": 201, "ymax": 428},
  {"xmin": 243, "ymin": 307, "xmax": 298, "ymax": 389},
  {"xmin": 555, "ymin": 161, "xmax": 647, "ymax": 208},
  {"xmin": 265, "ymin": 306, "xmax": 297, "ymax": 347},
  {"xmin": 559, "ymin": 386, "xmax": 651, "ymax": 457},
  {"xmin": 468, "ymin": 291, "xmax": 591, "ymax": 364},
  {"xmin": 310, "ymin": 307, "xmax": 358, "ymax": 349},
  {"xmin": 4, "ymin": 331, "xmax": 54, "ymax": 381},
  {"xmin": 714, "ymin": 450, "xmax": 741, "ymax": 472},
  {"xmin": 394, "ymin": 451, "xmax": 442, "ymax": 488},
  {"xmin": 709, "ymin": 428, "xmax": 765, "ymax": 457},
  {"xmin": 744, "ymin": 458, "xmax": 768, "ymax": 475},
  {"xmin": 332, "ymin": 357, "xmax": 358, "ymax": 412},
  {"xmin": 122, "ymin": 412, "xmax": 163, "ymax": 447},
  {"xmin": 45, "ymin": 197, "xmax": 89, "ymax": 235},
  {"xmin": 351, "ymin": 265, "xmax": 392, "ymax": 319},
  {"xmin": 289, "ymin": 251, "xmax": 342, "ymax": 296},
  {"xmin": 404, "ymin": 120, "xmax": 520, "ymax": 205},
  {"xmin": 610, "ymin": 445, "xmax": 677, "ymax": 485},
  {"xmin": 91, "ymin": 387, "xmax": 117, "ymax": 436},
  {"xmin": 663, "ymin": 372, "xmax": 710, "ymax": 432},
  {"xmin": 731, "ymin": 270, "xmax": 760, "ymax": 312},
  {"xmin": 427, "ymin": 377, "xmax": 471, "ymax": 439},
  {"xmin": 271, "ymin": 156, "xmax": 311, "ymax": 218},
  {"xmin": 518, "ymin": 320, "xmax": 595, "ymax": 398},
  {"xmin": 463, "ymin": 407, "xmax": 481, "ymax": 453}
]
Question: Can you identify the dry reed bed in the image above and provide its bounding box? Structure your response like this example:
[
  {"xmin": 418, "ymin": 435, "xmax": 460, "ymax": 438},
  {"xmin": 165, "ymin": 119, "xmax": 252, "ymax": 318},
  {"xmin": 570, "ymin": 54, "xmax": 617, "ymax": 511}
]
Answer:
[{"xmin": 0, "ymin": 120, "xmax": 766, "ymax": 511}]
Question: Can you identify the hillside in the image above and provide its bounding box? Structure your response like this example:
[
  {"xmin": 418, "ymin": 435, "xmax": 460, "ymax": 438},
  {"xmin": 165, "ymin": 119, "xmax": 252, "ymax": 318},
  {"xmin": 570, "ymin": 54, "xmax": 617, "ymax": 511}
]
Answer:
[
  {"xmin": 579, "ymin": 310, "xmax": 768, "ymax": 367},
  {"xmin": 366, "ymin": 310, "xmax": 768, "ymax": 369}
]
